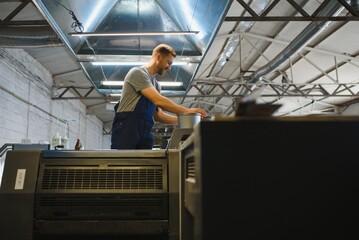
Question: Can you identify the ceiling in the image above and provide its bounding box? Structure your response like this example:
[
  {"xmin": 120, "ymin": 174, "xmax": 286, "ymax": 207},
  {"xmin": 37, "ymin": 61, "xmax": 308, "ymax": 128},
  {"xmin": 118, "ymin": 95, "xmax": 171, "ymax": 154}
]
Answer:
[{"xmin": 2, "ymin": 0, "xmax": 359, "ymax": 134}]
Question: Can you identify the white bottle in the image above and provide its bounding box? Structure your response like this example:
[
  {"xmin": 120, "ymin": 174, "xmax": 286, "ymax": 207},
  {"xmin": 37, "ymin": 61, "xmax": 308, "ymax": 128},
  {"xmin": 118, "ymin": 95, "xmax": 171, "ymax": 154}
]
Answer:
[
  {"xmin": 52, "ymin": 132, "xmax": 61, "ymax": 149},
  {"xmin": 61, "ymin": 135, "xmax": 69, "ymax": 150}
]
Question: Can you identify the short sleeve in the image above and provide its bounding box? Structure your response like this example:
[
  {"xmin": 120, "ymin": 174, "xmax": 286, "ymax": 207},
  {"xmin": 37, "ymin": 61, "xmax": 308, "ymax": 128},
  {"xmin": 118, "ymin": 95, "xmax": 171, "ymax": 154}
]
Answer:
[{"xmin": 126, "ymin": 67, "xmax": 152, "ymax": 92}]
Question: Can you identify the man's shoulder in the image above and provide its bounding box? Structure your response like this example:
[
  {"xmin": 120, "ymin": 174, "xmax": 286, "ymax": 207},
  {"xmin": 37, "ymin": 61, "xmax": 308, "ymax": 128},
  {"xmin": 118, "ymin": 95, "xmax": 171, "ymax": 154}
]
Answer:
[
  {"xmin": 125, "ymin": 66, "xmax": 151, "ymax": 88},
  {"xmin": 129, "ymin": 66, "xmax": 145, "ymax": 73},
  {"xmin": 127, "ymin": 66, "xmax": 147, "ymax": 78}
]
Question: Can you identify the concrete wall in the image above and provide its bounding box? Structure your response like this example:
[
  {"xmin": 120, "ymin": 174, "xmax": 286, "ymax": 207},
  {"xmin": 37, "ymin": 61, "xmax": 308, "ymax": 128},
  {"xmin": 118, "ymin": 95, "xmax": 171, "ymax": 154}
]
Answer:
[{"xmin": 0, "ymin": 48, "xmax": 111, "ymax": 150}]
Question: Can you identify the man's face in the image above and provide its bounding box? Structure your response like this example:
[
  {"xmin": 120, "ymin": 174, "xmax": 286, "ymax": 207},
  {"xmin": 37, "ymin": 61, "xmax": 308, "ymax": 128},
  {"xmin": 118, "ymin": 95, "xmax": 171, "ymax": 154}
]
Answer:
[{"xmin": 156, "ymin": 54, "xmax": 174, "ymax": 76}]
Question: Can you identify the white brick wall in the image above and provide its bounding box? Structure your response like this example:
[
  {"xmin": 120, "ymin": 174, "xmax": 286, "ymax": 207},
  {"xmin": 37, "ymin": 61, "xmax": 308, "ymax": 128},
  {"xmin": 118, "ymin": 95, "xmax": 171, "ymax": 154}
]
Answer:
[{"xmin": 0, "ymin": 48, "xmax": 110, "ymax": 149}]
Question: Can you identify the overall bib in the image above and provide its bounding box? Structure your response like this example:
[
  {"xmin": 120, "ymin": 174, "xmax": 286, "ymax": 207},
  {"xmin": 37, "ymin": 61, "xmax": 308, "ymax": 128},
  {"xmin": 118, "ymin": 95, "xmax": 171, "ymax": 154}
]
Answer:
[{"xmin": 111, "ymin": 93, "xmax": 156, "ymax": 149}]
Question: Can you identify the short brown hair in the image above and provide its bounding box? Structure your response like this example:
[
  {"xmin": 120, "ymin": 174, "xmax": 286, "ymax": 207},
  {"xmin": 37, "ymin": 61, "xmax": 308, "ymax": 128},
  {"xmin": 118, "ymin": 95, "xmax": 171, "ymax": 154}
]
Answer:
[{"xmin": 153, "ymin": 44, "xmax": 177, "ymax": 58}]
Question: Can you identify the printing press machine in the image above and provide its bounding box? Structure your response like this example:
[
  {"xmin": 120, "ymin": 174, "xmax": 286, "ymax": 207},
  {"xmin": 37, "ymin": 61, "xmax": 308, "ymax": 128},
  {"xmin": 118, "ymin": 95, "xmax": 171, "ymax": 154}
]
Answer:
[
  {"xmin": 0, "ymin": 128, "xmax": 193, "ymax": 240},
  {"xmin": 179, "ymin": 116, "xmax": 359, "ymax": 240}
]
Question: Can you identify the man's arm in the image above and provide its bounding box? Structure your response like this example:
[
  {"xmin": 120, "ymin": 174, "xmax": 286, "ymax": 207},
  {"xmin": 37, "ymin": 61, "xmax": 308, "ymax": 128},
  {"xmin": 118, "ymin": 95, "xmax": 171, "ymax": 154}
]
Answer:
[
  {"xmin": 141, "ymin": 86, "xmax": 208, "ymax": 117},
  {"xmin": 153, "ymin": 107, "xmax": 177, "ymax": 124}
]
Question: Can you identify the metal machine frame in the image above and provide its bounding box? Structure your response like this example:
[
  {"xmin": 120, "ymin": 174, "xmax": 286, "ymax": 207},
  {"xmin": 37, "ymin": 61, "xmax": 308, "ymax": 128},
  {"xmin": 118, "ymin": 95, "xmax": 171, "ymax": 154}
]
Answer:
[{"xmin": 0, "ymin": 149, "xmax": 181, "ymax": 240}]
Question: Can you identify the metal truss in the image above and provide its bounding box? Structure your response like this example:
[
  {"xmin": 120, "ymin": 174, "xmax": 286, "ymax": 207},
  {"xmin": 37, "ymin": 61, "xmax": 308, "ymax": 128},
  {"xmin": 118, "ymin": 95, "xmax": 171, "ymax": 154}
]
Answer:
[
  {"xmin": 183, "ymin": 82, "xmax": 359, "ymax": 98},
  {"xmin": 51, "ymin": 86, "xmax": 105, "ymax": 100},
  {"xmin": 51, "ymin": 82, "xmax": 359, "ymax": 100},
  {"xmin": 226, "ymin": 0, "xmax": 359, "ymax": 22}
]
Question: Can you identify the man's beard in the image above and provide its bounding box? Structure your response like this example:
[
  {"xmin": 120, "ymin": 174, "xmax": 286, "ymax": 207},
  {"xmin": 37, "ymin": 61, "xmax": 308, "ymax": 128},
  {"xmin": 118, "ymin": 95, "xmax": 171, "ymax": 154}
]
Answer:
[{"xmin": 157, "ymin": 67, "xmax": 165, "ymax": 76}]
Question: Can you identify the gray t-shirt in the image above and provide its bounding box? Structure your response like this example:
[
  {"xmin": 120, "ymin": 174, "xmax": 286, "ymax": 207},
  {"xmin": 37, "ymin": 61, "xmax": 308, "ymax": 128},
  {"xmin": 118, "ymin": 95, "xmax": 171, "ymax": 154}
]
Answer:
[{"xmin": 117, "ymin": 66, "xmax": 160, "ymax": 112}]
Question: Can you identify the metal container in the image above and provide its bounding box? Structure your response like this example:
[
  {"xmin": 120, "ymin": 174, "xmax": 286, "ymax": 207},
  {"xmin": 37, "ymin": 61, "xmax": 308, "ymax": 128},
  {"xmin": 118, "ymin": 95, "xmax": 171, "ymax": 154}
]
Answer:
[{"xmin": 177, "ymin": 113, "xmax": 201, "ymax": 128}]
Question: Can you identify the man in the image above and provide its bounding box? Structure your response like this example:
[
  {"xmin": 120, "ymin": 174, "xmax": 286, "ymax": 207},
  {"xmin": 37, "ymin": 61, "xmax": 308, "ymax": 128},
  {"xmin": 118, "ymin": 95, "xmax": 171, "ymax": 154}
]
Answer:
[{"xmin": 111, "ymin": 43, "xmax": 208, "ymax": 149}]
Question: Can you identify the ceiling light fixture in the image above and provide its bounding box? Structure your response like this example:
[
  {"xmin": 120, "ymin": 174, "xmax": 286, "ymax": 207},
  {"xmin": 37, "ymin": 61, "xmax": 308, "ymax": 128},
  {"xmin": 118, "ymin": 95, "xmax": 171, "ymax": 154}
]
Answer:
[
  {"xmin": 92, "ymin": 61, "xmax": 188, "ymax": 66},
  {"xmin": 101, "ymin": 81, "xmax": 183, "ymax": 87},
  {"xmin": 69, "ymin": 31, "xmax": 199, "ymax": 37}
]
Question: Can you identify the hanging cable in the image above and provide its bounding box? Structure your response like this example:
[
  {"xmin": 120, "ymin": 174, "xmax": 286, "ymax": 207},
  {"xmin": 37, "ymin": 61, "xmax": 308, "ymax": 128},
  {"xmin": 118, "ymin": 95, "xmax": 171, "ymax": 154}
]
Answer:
[
  {"xmin": 56, "ymin": 1, "xmax": 107, "ymax": 81},
  {"xmin": 56, "ymin": 0, "xmax": 84, "ymax": 33},
  {"xmin": 84, "ymin": 38, "xmax": 108, "ymax": 81}
]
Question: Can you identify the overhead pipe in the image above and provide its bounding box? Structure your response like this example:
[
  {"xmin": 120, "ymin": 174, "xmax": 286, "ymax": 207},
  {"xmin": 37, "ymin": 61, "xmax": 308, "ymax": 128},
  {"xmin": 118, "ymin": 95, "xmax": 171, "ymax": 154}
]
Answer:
[
  {"xmin": 223, "ymin": 1, "xmax": 346, "ymax": 115},
  {"xmin": 247, "ymin": 1, "xmax": 345, "ymax": 84},
  {"xmin": 212, "ymin": 0, "xmax": 272, "ymax": 76},
  {"xmin": 0, "ymin": 26, "xmax": 63, "ymax": 48}
]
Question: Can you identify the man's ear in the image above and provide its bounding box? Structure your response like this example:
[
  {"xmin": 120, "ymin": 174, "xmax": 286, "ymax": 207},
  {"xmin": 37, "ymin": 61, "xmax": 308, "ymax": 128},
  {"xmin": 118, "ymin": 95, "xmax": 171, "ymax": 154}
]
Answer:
[{"xmin": 155, "ymin": 52, "xmax": 162, "ymax": 62}]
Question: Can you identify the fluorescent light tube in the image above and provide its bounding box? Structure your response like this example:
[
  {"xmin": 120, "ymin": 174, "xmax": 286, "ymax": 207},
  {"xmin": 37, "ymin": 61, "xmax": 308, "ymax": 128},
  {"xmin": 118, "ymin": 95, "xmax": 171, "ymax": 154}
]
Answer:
[
  {"xmin": 69, "ymin": 31, "xmax": 199, "ymax": 37},
  {"xmin": 102, "ymin": 81, "xmax": 183, "ymax": 87},
  {"xmin": 102, "ymin": 81, "xmax": 124, "ymax": 86},
  {"xmin": 92, "ymin": 61, "xmax": 188, "ymax": 66},
  {"xmin": 157, "ymin": 82, "xmax": 184, "ymax": 87}
]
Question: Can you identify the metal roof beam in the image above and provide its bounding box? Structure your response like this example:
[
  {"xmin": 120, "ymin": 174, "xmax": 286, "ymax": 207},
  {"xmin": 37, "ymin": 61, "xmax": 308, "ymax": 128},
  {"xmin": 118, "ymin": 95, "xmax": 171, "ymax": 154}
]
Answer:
[{"xmin": 226, "ymin": 0, "xmax": 359, "ymax": 21}]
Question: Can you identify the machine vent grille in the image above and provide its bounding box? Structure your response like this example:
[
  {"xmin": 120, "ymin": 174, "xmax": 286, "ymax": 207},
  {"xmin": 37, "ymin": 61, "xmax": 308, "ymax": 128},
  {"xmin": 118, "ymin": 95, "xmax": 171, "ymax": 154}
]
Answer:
[
  {"xmin": 186, "ymin": 157, "xmax": 195, "ymax": 179},
  {"xmin": 38, "ymin": 196, "xmax": 164, "ymax": 207},
  {"xmin": 41, "ymin": 167, "xmax": 163, "ymax": 190}
]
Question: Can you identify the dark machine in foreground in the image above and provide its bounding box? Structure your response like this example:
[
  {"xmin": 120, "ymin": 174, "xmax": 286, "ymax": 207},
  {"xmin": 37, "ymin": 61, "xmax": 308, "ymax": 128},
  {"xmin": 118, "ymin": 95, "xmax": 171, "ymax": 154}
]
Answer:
[
  {"xmin": 180, "ymin": 116, "xmax": 359, "ymax": 240},
  {"xmin": 0, "ymin": 149, "xmax": 180, "ymax": 240},
  {"xmin": 3, "ymin": 116, "xmax": 359, "ymax": 239}
]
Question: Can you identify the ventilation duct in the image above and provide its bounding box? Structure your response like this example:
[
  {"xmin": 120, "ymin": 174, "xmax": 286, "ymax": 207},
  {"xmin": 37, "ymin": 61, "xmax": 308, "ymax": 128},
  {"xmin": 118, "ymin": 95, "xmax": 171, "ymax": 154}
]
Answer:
[
  {"xmin": 223, "ymin": 1, "xmax": 346, "ymax": 115},
  {"xmin": 248, "ymin": 1, "xmax": 345, "ymax": 84},
  {"xmin": 0, "ymin": 26, "xmax": 63, "ymax": 48},
  {"xmin": 212, "ymin": 0, "xmax": 271, "ymax": 76}
]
